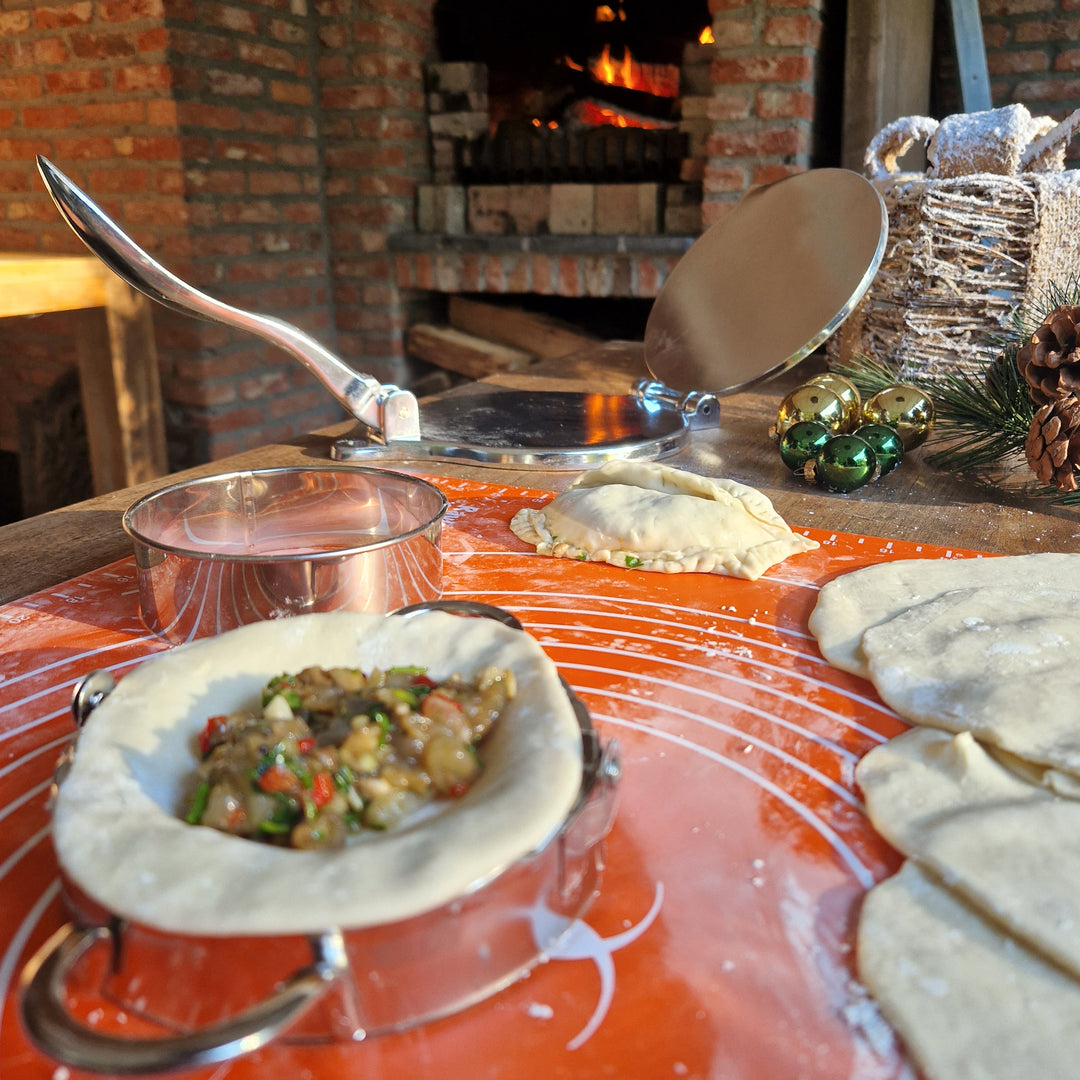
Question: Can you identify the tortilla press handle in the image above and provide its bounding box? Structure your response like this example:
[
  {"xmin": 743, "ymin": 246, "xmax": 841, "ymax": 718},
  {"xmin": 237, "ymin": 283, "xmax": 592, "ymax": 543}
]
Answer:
[
  {"xmin": 36, "ymin": 155, "xmax": 420, "ymax": 443},
  {"xmin": 19, "ymin": 922, "xmax": 349, "ymax": 1075}
]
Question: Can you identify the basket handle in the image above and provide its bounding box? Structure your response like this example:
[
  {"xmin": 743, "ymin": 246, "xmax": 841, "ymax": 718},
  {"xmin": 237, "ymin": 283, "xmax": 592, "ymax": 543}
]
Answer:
[
  {"xmin": 863, "ymin": 115, "xmax": 940, "ymax": 181},
  {"xmin": 1019, "ymin": 105, "xmax": 1080, "ymax": 171},
  {"xmin": 19, "ymin": 922, "xmax": 349, "ymax": 1075}
]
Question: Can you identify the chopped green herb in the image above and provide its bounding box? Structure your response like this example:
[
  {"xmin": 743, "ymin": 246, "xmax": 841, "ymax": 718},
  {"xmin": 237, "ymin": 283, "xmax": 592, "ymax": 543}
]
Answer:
[
  {"xmin": 185, "ymin": 780, "xmax": 211, "ymax": 825},
  {"xmin": 625, "ymin": 555, "xmax": 643, "ymax": 569}
]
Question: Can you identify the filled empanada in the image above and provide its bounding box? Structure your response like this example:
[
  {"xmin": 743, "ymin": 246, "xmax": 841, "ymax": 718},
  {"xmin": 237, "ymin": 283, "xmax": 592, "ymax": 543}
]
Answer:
[{"xmin": 510, "ymin": 460, "xmax": 818, "ymax": 581}]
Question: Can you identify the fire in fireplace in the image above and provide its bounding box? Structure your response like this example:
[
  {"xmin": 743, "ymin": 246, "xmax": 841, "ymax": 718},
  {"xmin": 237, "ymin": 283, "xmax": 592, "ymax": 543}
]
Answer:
[{"xmin": 430, "ymin": 0, "xmax": 713, "ymax": 187}]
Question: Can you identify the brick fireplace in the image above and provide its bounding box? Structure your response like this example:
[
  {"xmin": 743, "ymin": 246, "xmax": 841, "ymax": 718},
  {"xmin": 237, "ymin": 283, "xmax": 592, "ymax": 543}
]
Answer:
[{"xmin": 4, "ymin": 0, "xmax": 1074, "ymax": 516}]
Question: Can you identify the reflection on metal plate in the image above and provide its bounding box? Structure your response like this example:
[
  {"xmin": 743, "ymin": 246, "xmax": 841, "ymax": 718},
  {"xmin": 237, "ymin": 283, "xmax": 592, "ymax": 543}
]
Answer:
[
  {"xmin": 333, "ymin": 390, "xmax": 692, "ymax": 469},
  {"xmin": 644, "ymin": 168, "xmax": 888, "ymax": 395}
]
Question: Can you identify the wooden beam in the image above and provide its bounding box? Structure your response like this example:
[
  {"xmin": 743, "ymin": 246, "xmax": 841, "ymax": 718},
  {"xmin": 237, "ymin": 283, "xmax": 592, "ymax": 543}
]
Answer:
[
  {"xmin": 841, "ymin": 0, "xmax": 935, "ymax": 173},
  {"xmin": 0, "ymin": 254, "xmax": 108, "ymax": 318},
  {"xmin": 448, "ymin": 296, "xmax": 599, "ymax": 360},
  {"xmin": 406, "ymin": 323, "xmax": 535, "ymax": 380},
  {"xmin": 948, "ymin": 0, "xmax": 992, "ymax": 112}
]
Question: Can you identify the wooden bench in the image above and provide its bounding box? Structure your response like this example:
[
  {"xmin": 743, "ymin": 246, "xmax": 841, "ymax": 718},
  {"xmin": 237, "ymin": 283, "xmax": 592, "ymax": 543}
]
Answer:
[{"xmin": 0, "ymin": 254, "xmax": 168, "ymax": 498}]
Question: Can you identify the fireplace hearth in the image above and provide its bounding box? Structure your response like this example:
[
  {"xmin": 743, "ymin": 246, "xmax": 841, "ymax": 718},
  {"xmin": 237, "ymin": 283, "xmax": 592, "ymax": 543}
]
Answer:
[{"xmin": 421, "ymin": 0, "xmax": 714, "ymax": 238}]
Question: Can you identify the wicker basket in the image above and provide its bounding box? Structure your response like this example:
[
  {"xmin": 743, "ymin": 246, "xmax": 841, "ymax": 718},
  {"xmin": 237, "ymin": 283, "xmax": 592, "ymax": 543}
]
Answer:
[{"xmin": 827, "ymin": 107, "xmax": 1080, "ymax": 383}]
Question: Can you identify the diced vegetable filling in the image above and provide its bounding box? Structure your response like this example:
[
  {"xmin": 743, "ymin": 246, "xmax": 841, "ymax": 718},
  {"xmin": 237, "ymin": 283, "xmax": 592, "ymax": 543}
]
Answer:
[{"xmin": 182, "ymin": 663, "xmax": 515, "ymax": 850}]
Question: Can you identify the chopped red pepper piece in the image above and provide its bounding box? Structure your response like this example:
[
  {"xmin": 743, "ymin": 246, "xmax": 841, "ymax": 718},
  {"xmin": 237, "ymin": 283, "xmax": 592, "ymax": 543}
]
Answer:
[
  {"xmin": 310, "ymin": 771, "xmax": 334, "ymax": 808},
  {"xmin": 411, "ymin": 674, "xmax": 437, "ymax": 688},
  {"xmin": 198, "ymin": 715, "xmax": 228, "ymax": 757},
  {"xmin": 257, "ymin": 763, "xmax": 302, "ymax": 795},
  {"xmin": 420, "ymin": 690, "xmax": 464, "ymax": 725},
  {"xmin": 296, "ymin": 736, "xmax": 315, "ymax": 754}
]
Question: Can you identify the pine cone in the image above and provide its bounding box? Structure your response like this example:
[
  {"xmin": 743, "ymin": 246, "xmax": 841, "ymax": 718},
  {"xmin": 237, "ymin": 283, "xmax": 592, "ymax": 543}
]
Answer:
[
  {"xmin": 1016, "ymin": 304, "xmax": 1080, "ymax": 406},
  {"xmin": 1025, "ymin": 394, "xmax": 1080, "ymax": 491}
]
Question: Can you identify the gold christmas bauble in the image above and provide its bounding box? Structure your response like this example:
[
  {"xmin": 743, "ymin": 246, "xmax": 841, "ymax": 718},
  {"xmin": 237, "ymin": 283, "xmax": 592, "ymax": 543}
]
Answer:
[
  {"xmin": 775, "ymin": 384, "xmax": 846, "ymax": 438},
  {"xmin": 804, "ymin": 373, "xmax": 861, "ymax": 432},
  {"xmin": 862, "ymin": 385, "xmax": 934, "ymax": 449}
]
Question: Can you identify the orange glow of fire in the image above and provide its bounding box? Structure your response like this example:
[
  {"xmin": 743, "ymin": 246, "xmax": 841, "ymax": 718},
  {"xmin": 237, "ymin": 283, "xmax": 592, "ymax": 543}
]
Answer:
[
  {"xmin": 699, "ymin": 25, "xmax": 714, "ymax": 44},
  {"xmin": 575, "ymin": 101, "xmax": 663, "ymax": 129},
  {"xmin": 588, "ymin": 43, "xmax": 679, "ymax": 98}
]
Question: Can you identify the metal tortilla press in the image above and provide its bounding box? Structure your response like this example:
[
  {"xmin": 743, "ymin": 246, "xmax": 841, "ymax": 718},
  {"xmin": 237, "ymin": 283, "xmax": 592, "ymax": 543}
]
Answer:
[{"xmin": 38, "ymin": 156, "xmax": 887, "ymax": 470}]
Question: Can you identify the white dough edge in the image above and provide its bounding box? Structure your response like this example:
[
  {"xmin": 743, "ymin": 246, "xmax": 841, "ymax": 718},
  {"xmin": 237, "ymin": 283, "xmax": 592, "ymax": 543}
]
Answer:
[{"xmin": 52, "ymin": 610, "xmax": 584, "ymax": 936}]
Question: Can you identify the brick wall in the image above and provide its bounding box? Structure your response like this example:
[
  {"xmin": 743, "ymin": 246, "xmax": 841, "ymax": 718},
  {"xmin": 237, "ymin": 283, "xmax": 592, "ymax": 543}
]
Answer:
[
  {"xmin": 973, "ymin": 0, "xmax": 1080, "ymax": 166},
  {"xmin": 702, "ymin": 0, "xmax": 831, "ymax": 224},
  {"xmin": 0, "ymin": 0, "xmax": 435, "ymax": 477}
]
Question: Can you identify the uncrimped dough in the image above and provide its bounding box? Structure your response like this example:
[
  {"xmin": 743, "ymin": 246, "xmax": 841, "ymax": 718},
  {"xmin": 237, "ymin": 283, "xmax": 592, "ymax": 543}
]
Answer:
[
  {"xmin": 858, "ymin": 861, "xmax": 1080, "ymax": 1080},
  {"xmin": 861, "ymin": 585, "xmax": 1080, "ymax": 777},
  {"xmin": 807, "ymin": 552, "xmax": 1079, "ymax": 677},
  {"xmin": 52, "ymin": 610, "xmax": 583, "ymax": 936},
  {"xmin": 857, "ymin": 727, "xmax": 1080, "ymax": 982},
  {"xmin": 509, "ymin": 460, "xmax": 818, "ymax": 580}
]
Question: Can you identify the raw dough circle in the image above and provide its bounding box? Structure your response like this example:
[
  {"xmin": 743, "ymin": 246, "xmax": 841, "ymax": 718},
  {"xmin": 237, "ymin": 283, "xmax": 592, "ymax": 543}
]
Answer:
[{"xmin": 52, "ymin": 610, "xmax": 584, "ymax": 936}]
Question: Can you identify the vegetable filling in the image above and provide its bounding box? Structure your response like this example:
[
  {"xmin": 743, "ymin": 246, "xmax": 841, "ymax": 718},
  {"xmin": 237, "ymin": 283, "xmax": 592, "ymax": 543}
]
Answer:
[{"xmin": 182, "ymin": 663, "xmax": 515, "ymax": 850}]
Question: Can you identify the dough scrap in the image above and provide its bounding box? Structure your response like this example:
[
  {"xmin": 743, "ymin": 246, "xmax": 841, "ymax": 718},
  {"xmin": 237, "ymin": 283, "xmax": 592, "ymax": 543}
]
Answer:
[
  {"xmin": 807, "ymin": 552, "xmax": 1079, "ymax": 677},
  {"xmin": 52, "ymin": 610, "xmax": 584, "ymax": 937},
  {"xmin": 857, "ymin": 727, "xmax": 1080, "ymax": 982},
  {"xmin": 858, "ymin": 861, "xmax": 1080, "ymax": 1080},
  {"xmin": 861, "ymin": 585, "xmax": 1080, "ymax": 776},
  {"xmin": 510, "ymin": 460, "xmax": 819, "ymax": 580}
]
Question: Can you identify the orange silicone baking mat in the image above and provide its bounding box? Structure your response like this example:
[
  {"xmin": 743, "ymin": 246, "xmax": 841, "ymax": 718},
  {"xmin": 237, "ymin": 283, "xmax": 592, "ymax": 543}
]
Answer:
[{"xmin": 0, "ymin": 474, "xmax": 986, "ymax": 1080}]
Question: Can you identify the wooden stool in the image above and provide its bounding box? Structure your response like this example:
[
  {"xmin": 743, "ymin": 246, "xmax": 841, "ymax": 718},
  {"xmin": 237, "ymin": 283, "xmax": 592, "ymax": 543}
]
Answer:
[{"xmin": 0, "ymin": 254, "xmax": 168, "ymax": 497}]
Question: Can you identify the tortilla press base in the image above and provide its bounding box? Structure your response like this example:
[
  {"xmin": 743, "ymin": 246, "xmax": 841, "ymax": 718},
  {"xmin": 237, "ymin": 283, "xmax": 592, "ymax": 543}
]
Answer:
[{"xmin": 330, "ymin": 380, "xmax": 719, "ymax": 470}]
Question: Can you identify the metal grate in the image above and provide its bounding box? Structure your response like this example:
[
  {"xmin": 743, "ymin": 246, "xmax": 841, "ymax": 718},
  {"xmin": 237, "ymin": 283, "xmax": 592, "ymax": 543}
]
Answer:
[{"xmin": 458, "ymin": 125, "xmax": 688, "ymax": 184}]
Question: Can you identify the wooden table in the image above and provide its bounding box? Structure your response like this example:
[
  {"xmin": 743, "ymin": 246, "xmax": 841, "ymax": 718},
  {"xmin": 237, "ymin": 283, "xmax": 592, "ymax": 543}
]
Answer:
[
  {"xmin": 0, "ymin": 340, "xmax": 1076, "ymax": 605},
  {"xmin": 0, "ymin": 254, "xmax": 167, "ymax": 500}
]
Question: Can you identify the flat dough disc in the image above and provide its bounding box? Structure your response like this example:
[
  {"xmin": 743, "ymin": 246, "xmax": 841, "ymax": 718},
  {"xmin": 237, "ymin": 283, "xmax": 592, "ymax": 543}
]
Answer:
[
  {"xmin": 858, "ymin": 861, "xmax": 1080, "ymax": 1080},
  {"xmin": 808, "ymin": 552, "xmax": 1080, "ymax": 677},
  {"xmin": 52, "ymin": 610, "xmax": 584, "ymax": 936},
  {"xmin": 860, "ymin": 585, "xmax": 1080, "ymax": 776},
  {"xmin": 510, "ymin": 459, "xmax": 818, "ymax": 580},
  {"xmin": 857, "ymin": 727, "xmax": 1080, "ymax": 981}
]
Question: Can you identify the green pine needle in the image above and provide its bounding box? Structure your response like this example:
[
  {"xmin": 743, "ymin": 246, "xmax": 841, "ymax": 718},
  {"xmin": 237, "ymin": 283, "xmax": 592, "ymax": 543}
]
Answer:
[{"xmin": 924, "ymin": 348, "xmax": 1034, "ymax": 474}]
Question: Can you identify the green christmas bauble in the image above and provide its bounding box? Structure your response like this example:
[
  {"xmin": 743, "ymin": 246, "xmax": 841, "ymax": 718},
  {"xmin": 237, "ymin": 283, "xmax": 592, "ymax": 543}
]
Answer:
[
  {"xmin": 862, "ymin": 385, "xmax": 934, "ymax": 449},
  {"xmin": 814, "ymin": 435, "xmax": 877, "ymax": 492},
  {"xmin": 779, "ymin": 420, "xmax": 832, "ymax": 471},
  {"xmin": 853, "ymin": 423, "xmax": 904, "ymax": 475},
  {"xmin": 775, "ymin": 384, "xmax": 846, "ymax": 438},
  {"xmin": 805, "ymin": 373, "xmax": 861, "ymax": 432}
]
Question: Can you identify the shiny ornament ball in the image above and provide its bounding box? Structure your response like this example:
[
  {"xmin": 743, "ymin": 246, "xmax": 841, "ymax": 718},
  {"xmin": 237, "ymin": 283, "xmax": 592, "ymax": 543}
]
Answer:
[
  {"xmin": 862, "ymin": 385, "xmax": 934, "ymax": 449},
  {"xmin": 779, "ymin": 420, "xmax": 832, "ymax": 471},
  {"xmin": 805, "ymin": 373, "xmax": 861, "ymax": 432},
  {"xmin": 813, "ymin": 435, "xmax": 877, "ymax": 492},
  {"xmin": 775, "ymin": 384, "xmax": 846, "ymax": 438},
  {"xmin": 853, "ymin": 423, "xmax": 904, "ymax": 475}
]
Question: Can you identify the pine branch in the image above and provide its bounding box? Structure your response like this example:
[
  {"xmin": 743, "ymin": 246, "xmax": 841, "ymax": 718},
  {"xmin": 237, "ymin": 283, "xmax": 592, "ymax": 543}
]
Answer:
[{"xmin": 829, "ymin": 353, "xmax": 904, "ymax": 397}]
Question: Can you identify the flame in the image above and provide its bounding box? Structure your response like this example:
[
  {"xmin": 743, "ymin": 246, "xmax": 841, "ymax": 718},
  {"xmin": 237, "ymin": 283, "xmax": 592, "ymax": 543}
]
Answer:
[
  {"xmin": 594, "ymin": 3, "xmax": 625, "ymax": 21},
  {"xmin": 588, "ymin": 44, "xmax": 680, "ymax": 98},
  {"xmin": 699, "ymin": 25, "xmax": 714, "ymax": 44}
]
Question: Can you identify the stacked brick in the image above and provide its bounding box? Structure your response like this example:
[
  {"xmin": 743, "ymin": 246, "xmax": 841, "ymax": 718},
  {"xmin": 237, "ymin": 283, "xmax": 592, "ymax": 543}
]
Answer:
[
  {"xmin": 702, "ymin": 1, "xmax": 823, "ymax": 225},
  {"xmin": 976, "ymin": 0, "xmax": 1080, "ymax": 168},
  {"xmin": 315, "ymin": 0, "xmax": 435, "ymax": 387}
]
